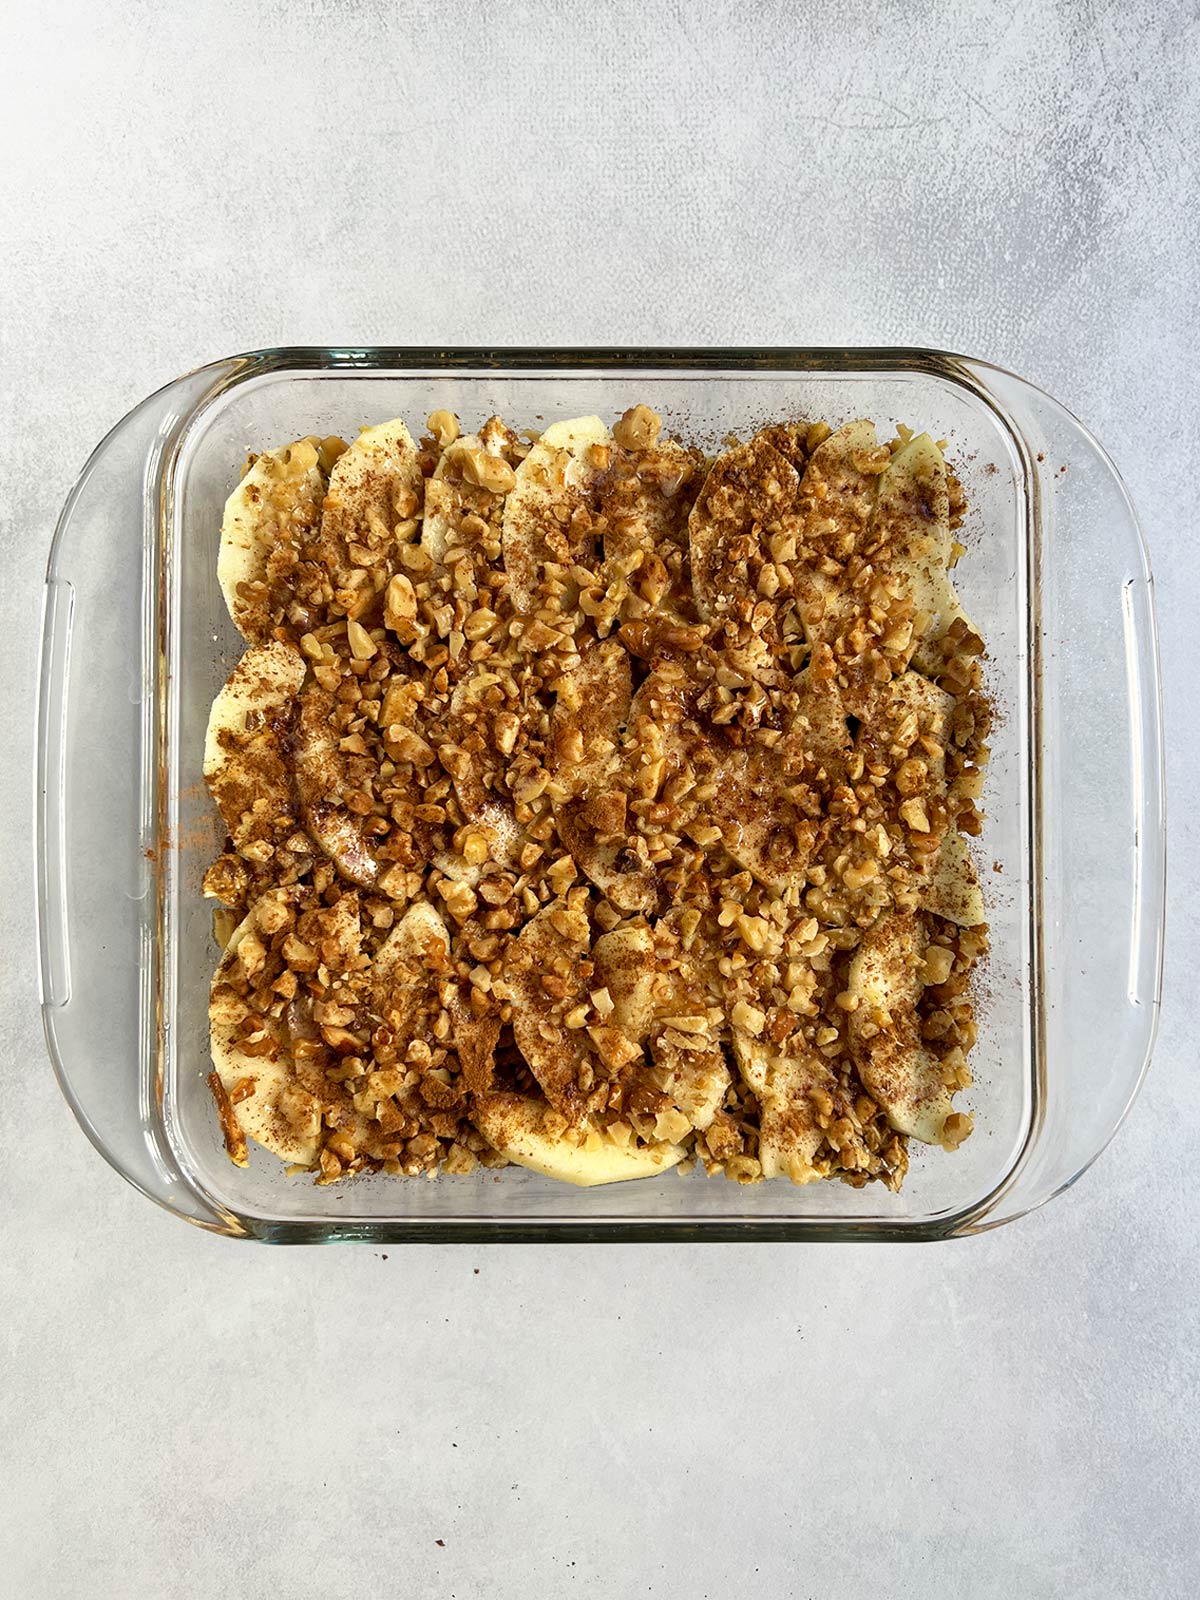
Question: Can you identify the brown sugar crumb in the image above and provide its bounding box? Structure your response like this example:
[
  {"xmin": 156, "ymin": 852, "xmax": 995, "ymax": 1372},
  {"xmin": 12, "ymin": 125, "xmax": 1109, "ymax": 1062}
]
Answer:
[{"xmin": 205, "ymin": 410, "xmax": 990, "ymax": 1191}]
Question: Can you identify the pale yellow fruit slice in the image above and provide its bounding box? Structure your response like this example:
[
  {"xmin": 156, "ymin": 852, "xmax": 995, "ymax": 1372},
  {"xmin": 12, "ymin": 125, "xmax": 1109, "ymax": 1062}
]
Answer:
[
  {"xmin": 871, "ymin": 433, "xmax": 972, "ymax": 671},
  {"xmin": 474, "ymin": 1092, "xmax": 684, "ymax": 1187},
  {"xmin": 592, "ymin": 922, "xmax": 658, "ymax": 1039},
  {"xmin": 441, "ymin": 669, "xmax": 504, "ymax": 822},
  {"xmin": 422, "ymin": 418, "xmax": 518, "ymax": 562},
  {"xmin": 309, "ymin": 418, "xmax": 425, "ymax": 625},
  {"xmin": 688, "ymin": 432, "xmax": 802, "ymax": 624},
  {"xmin": 592, "ymin": 919, "xmax": 729, "ymax": 1131},
  {"xmin": 887, "ymin": 668, "xmax": 954, "ymax": 743},
  {"xmin": 291, "ymin": 683, "xmax": 379, "ymax": 887},
  {"xmin": 921, "ymin": 829, "xmax": 985, "ymax": 927},
  {"xmin": 423, "ymin": 439, "xmax": 478, "ymax": 564},
  {"xmin": 372, "ymin": 901, "xmax": 451, "ymax": 992},
  {"xmin": 705, "ymin": 742, "xmax": 820, "ymax": 898},
  {"xmin": 203, "ymin": 640, "xmax": 305, "ymax": 852},
  {"xmin": 370, "ymin": 901, "xmax": 502, "ymax": 1098},
  {"xmin": 435, "ymin": 668, "xmax": 531, "ymax": 891},
  {"xmin": 435, "ymin": 799, "xmax": 525, "ymax": 887},
  {"xmin": 502, "ymin": 416, "xmax": 611, "ymax": 612},
  {"xmin": 877, "ymin": 670, "xmax": 959, "ymax": 869},
  {"xmin": 884, "ymin": 669, "xmax": 954, "ymax": 791},
  {"xmin": 846, "ymin": 911, "xmax": 963, "ymax": 1145},
  {"xmin": 794, "ymin": 419, "xmax": 882, "ymax": 644},
  {"xmin": 208, "ymin": 906, "xmax": 321, "ymax": 1167},
  {"xmin": 731, "ymin": 1032, "xmax": 828, "ymax": 1185},
  {"xmin": 622, "ymin": 665, "xmax": 823, "ymax": 900},
  {"xmin": 549, "ymin": 640, "xmax": 658, "ymax": 914},
  {"xmin": 371, "ymin": 902, "xmax": 451, "ymax": 1058},
  {"xmin": 218, "ymin": 439, "xmax": 326, "ymax": 640},
  {"xmin": 320, "ymin": 417, "xmax": 423, "ymax": 550},
  {"xmin": 799, "ymin": 419, "xmax": 881, "ymax": 530},
  {"xmin": 601, "ymin": 436, "xmax": 698, "ymax": 572},
  {"xmin": 555, "ymin": 810, "xmax": 661, "ymax": 915},
  {"xmin": 790, "ymin": 666, "xmax": 854, "ymax": 784},
  {"xmin": 505, "ymin": 898, "xmax": 596, "ymax": 1116},
  {"xmin": 549, "ymin": 636, "xmax": 631, "ymax": 793}
]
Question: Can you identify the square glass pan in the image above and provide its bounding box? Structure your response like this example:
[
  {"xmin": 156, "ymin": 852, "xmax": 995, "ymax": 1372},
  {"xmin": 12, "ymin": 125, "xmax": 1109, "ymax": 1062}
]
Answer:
[{"xmin": 36, "ymin": 349, "xmax": 1164, "ymax": 1241}]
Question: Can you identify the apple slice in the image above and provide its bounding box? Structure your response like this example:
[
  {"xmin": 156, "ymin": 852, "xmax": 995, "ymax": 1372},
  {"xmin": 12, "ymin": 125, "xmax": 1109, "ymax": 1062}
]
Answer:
[{"xmin": 473, "ymin": 1092, "xmax": 684, "ymax": 1187}]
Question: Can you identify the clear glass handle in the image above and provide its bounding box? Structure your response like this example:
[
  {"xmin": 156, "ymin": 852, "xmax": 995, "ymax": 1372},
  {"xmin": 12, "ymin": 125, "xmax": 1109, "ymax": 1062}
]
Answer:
[
  {"xmin": 967, "ymin": 363, "xmax": 1165, "ymax": 1228},
  {"xmin": 37, "ymin": 364, "xmax": 242, "ymax": 1232}
]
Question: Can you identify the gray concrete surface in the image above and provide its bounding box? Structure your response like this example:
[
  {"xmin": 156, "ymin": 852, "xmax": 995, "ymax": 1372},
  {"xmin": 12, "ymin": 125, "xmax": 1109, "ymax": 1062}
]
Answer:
[{"xmin": 2, "ymin": 1, "xmax": 1197, "ymax": 1595}]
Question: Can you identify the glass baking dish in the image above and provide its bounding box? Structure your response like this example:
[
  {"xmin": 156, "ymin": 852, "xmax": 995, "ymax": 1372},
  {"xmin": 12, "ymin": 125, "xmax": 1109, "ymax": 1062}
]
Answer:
[{"xmin": 35, "ymin": 348, "xmax": 1165, "ymax": 1241}]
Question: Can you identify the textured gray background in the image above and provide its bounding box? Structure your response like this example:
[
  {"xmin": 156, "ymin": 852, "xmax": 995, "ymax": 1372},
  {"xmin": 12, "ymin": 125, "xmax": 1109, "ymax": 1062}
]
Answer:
[{"xmin": 3, "ymin": 1, "xmax": 1198, "ymax": 1595}]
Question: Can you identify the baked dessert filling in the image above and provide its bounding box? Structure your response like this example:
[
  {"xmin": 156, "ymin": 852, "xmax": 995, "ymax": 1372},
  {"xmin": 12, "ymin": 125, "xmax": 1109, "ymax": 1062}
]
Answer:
[{"xmin": 203, "ymin": 405, "xmax": 990, "ymax": 1190}]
